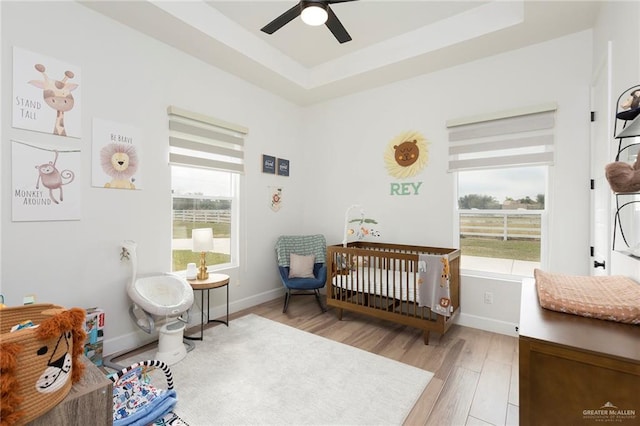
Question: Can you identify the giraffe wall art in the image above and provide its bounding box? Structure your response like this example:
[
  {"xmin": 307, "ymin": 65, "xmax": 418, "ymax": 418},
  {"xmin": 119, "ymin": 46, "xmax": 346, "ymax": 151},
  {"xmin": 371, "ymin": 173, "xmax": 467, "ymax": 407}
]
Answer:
[
  {"xmin": 12, "ymin": 47, "xmax": 82, "ymax": 138},
  {"xmin": 29, "ymin": 64, "xmax": 78, "ymax": 137}
]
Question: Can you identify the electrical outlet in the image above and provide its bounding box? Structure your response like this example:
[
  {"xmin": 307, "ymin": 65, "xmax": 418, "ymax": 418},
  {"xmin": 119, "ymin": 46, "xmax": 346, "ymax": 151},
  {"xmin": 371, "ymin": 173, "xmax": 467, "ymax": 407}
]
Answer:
[
  {"xmin": 484, "ymin": 292, "xmax": 493, "ymax": 304},
  {"xmin": 23, "ymin": 294, "xmax": 36, "ymax": 305}
]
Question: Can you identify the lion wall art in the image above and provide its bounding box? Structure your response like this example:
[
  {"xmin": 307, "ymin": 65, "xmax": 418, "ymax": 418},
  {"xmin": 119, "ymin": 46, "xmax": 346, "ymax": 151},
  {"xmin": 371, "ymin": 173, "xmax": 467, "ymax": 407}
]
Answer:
[
  {"xmin": 100, "ymin": 143, "xmax": 139, "ymax": 189},
  {"xmin": 92, "ymin": 118, "xmax": 143, "ymax": 190},
  {"xmin": 384, "ymin": 131, "xmax": 429, "ymax": 197}
]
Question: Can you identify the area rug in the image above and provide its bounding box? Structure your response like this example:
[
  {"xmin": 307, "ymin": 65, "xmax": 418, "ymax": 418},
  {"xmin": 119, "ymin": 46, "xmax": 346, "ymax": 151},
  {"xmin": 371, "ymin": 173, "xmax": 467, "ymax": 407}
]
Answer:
[{"xmin": 120, "ymin": 314, "xmax": 433, "ymax": 425}]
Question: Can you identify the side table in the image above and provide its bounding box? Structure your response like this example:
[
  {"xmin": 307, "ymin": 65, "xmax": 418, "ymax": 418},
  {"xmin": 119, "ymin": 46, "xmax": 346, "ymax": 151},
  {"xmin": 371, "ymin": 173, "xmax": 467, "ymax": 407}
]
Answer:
[{"xmin": 185, "ymin": 273, "xmax": 229, "ymax": 341}]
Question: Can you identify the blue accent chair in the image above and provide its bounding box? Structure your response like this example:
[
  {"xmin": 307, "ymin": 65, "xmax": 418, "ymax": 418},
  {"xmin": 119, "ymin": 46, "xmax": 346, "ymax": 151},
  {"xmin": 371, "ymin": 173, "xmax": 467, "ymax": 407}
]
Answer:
[{"xmin": 275, "ymin": 235, "xmax": 327, "ymax": 313}]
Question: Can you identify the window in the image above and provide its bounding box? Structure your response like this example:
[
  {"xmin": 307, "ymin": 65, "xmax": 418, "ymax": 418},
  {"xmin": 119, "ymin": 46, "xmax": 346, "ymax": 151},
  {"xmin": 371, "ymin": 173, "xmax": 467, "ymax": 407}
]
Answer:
[
  {"xmin": 168, "ymin": 106, "xmax": 247, "ymax": 273},
  {"xmin": 448, "ymin": 104, "xmax": 555, "ymax": 277},
  {"xmin": 457, "ymin": 167, "xmax": 546, "ymax": 277},
  {"xmin": 171, "ymin": 166, "xmax": 238, "ymax": 271}
]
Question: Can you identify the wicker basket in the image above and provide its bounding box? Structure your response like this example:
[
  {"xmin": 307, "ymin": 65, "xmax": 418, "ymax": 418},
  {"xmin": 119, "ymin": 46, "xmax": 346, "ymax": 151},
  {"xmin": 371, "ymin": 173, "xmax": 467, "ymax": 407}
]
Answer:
[{"xmin": 0, "ymin": 304, "xmax": 86, "ymax": 425}]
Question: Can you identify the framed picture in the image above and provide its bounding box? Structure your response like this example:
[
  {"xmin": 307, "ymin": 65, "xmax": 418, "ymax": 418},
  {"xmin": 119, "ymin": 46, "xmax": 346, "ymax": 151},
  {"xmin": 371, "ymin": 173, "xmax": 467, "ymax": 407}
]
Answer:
[
  {"xmin": 12, "ymin": 140, "xmax": 81, "ymax": 221},
  {"xmin": 13, "ymin": 47, "xmax": 82, "ymax": 138},
  {"xmin": 277, "ymin": 158, "xmax": 290, "ymax": 176},
  {"xmin": 262, "ymin": 155, "xmax": 276, "ymax": 174},
  {"xmin": 269, "ymin": 186, "xmax": 283, "ymax": 212},
  {"xmin": 92, "ymin": 118, "xmax": 143, "ymax": 190}
]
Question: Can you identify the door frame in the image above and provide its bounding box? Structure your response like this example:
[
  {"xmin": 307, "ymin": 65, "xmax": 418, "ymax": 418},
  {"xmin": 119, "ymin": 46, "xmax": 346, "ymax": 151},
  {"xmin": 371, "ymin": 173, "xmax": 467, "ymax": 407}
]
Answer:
[{"xmin": 589, "ymin": 41, "xmax": 613, "ymax": 276}]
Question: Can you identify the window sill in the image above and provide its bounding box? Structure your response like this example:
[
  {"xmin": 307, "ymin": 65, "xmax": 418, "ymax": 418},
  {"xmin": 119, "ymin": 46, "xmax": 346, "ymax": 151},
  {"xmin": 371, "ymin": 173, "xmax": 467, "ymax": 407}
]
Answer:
[
  {"xmin": 175, "ymin": 263, "xmax": 239, "ymax": 278},
  {"xmin": 461, "ymin": 268, "xmax": 531, "ymax": 282},
  {"xmin": 208, "ymin": 263, "xmax": 238, "ymax": 274},
  {"xmin": 461, "ymin": 254, "xmax": 539, "ymax": 278}
]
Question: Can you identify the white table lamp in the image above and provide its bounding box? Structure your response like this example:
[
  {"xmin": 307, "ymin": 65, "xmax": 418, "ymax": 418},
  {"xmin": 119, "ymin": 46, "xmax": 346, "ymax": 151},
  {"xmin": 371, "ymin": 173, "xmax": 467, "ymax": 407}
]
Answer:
[{"xmin": 192, "ymin": 228, "xmax": 214, "ymax": 280}]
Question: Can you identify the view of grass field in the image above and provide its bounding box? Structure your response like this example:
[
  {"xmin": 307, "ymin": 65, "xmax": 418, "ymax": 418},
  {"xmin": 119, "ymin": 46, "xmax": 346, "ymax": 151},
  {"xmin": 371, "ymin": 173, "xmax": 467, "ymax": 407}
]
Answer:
[
  {"xmin": 459, "ymin": 210, "xmax": 541, "ymax": 262},
  {"xmin": 172, "ymin": 220, "xmax": 231, "ymax": 271},
  {"xmin": 172, "ymin": 251, "xmax": 231, "ymax": 272},
  {"xmin": 460, "ymin": 237, "xmax": 540, "ymax": 261}
]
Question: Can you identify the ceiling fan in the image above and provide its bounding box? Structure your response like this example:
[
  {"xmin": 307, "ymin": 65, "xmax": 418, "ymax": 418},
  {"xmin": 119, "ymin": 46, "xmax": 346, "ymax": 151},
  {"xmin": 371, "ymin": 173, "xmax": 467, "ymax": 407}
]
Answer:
[{"xmin": 261, "ymin": 0, "xmax": 358, "ymax": 44}]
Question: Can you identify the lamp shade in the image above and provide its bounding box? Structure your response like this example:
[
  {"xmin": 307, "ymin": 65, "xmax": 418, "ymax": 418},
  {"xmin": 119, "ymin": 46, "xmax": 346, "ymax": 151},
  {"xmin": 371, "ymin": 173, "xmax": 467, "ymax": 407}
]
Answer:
[
  {"xmin": 301, "ymin": 4, "xmax": 328, "ymax": 26},
  {"xmin": 192, "ymin": 228, "xmax": 214, "ymax": 252},
  {"xmin": 616, "ymin": 114, "xmax": 640, "ymax": 139}
]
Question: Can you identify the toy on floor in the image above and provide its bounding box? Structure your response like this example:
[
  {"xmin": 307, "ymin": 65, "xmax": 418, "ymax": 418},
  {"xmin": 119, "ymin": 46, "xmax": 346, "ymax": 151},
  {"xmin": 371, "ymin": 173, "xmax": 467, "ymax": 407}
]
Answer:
[{"xmin": 109, "ymin": 359, "xmax": 178, "ymax": 426}]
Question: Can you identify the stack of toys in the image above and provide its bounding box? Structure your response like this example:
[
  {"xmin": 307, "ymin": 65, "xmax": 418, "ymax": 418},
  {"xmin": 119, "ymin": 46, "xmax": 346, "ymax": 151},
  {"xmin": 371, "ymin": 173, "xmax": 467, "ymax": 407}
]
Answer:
[{"xmin": 84, "ymin": 307, "xmax": 105, "ymax": 366}]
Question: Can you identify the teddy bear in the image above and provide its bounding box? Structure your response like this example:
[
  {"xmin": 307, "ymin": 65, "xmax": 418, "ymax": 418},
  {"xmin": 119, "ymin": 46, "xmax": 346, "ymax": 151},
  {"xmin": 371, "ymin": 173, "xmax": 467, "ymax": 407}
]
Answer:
[{"xmin": 605, "ymin": 154, "xmax": 640, "ymax": 192}]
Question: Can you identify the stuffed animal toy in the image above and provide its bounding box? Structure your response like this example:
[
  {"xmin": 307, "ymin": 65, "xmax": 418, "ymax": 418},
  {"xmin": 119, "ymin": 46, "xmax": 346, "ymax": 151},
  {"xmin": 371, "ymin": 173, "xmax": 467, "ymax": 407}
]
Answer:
[
  {"xmin": 616, "ymin": 88, "xmax": 640, "ymax": 121},
  {"xmin": 605, "ymin": 155, "xmax": 640, "ymax": 193}
]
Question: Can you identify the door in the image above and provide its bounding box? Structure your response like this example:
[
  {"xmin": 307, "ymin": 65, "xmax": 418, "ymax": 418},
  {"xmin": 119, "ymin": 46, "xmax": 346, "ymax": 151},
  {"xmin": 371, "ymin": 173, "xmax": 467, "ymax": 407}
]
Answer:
[{"xmin": 590, "ymin": 42, "xmax": 612, "ymax": 276}]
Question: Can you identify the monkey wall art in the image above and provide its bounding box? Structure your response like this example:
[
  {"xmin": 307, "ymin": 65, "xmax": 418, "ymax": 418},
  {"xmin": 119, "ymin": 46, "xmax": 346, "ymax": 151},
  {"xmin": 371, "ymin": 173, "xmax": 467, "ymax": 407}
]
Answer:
[{"xmin": 35, "ymin": 150, "xmax": 75, "ymax": 204}]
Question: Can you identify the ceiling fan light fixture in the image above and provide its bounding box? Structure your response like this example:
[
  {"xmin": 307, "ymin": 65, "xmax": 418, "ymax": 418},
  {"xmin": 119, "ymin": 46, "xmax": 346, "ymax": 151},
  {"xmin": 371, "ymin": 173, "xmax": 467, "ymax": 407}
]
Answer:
[
  {"xmin": 301, "ymin": 4, "xmax": 328, "ymax": 26},
  {"xmin": 261, "ymin": 0, "xmax": 354, "ymax": 43}
]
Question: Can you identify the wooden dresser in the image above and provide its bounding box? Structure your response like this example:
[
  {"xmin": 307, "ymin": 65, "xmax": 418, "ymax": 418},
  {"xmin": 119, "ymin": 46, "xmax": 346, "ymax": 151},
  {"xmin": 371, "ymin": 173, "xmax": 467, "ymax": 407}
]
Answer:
[
  {"xmin": 519, "ymin": 278, "xmax": 640, "ymax": 426},
  {"xmin": 28, "ymin": 356, "xmax": 112, "ymax": 425}
]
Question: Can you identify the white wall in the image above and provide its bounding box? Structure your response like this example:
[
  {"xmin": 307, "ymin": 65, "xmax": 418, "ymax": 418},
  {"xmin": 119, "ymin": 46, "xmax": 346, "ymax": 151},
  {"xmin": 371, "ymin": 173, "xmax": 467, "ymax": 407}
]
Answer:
[
  {"xmin": 1, "ymin": 2, "xmax": 305, "ymax": 354},
  {"xmin": 1, "ymin": 2, "xmax": 636, "ymax": 350},
  {"xmin": 301, "ymin": 30, "xmax": 594, "ymax": 335}
]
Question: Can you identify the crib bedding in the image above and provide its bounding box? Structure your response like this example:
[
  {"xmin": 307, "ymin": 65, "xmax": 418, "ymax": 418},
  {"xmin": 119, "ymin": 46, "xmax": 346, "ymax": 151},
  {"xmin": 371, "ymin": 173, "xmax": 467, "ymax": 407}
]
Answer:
[
  {"xmin": 332, "ymin": 267, "xmax": 419, "ymax": 302},
  {"xmin": 534, "ymin": 269, "xmax": 640, "ymax": 325}
]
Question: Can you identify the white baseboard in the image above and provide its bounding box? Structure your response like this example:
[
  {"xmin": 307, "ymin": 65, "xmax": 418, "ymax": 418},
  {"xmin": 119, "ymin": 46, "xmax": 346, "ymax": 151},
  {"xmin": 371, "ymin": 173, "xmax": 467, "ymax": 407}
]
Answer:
[
  {"xmin": 104, "ymin": 287, "xmax": 284, "ymax": 357},
  {"xmin": 103, "ymin": 328, "xmax": 158, "ymax": 362},
  {"xmin": 454, "ymin": 312, "xmax": 519, "ymax": 337},
  {"xmin": 226, "ymin": 287, "xmax": 284, "ymax": 315},
  {"xmin": 105, "ymin": 289, "xmax": 518, "ymax": 357}
]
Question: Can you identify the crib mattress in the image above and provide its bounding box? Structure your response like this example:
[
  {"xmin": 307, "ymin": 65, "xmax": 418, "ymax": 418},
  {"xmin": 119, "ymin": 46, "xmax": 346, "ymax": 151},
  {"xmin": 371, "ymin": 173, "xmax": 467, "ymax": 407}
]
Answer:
[
  {"xmin": 534, "ymin": 269, "xmax": 640, "ymax": 325},
  {"xmin": 332, "ymin": 268, "xmax": 419, "ymax": 302}
]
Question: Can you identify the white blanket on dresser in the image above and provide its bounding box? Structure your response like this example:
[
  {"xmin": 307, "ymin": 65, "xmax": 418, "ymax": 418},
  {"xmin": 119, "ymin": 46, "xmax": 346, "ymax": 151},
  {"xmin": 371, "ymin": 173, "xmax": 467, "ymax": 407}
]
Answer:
[{"xmin": 418, "ymin": 254, "xmax": 453, "ymax": 317}]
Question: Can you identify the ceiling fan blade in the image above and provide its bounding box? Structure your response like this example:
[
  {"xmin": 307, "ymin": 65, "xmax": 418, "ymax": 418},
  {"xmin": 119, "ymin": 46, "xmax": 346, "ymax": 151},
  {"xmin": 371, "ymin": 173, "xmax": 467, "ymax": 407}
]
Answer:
[
  {"xmin": 327, "ymin": 0, "xmax": 358, "ymax": 3},
  {"xmin": 325, "ymin": 6, "xmax": 352, "ymax": 43},
  {"xmin": 261, "ymin": 3, "xmax": 301, "ymax": 34}
]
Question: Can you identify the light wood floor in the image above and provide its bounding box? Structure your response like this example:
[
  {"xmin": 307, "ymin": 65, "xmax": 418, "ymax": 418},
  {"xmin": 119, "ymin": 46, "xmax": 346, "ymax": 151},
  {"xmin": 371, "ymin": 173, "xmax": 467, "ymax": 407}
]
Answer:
[{"xmin": 218, "ymin": 295, "xmax": 520, "ymax": 426}]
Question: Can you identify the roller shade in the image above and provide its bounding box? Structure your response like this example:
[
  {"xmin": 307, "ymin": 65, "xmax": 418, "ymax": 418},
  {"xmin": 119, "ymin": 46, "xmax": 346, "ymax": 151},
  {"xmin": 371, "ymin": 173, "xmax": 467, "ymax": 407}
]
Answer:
[
  {"xmin": 447, "ymin": 103, "xmax": 557, "ymax": 172},
  {"xmin": 168, "ymin": 106, "xmax": 248, "ymax": 174}
]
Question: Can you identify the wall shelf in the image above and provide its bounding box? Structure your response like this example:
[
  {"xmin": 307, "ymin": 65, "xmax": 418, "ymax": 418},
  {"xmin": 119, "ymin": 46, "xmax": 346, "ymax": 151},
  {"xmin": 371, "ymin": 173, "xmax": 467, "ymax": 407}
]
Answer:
[{"xmin": 610, "ymin": 85, "xmax": 640, "ymax": 252}]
